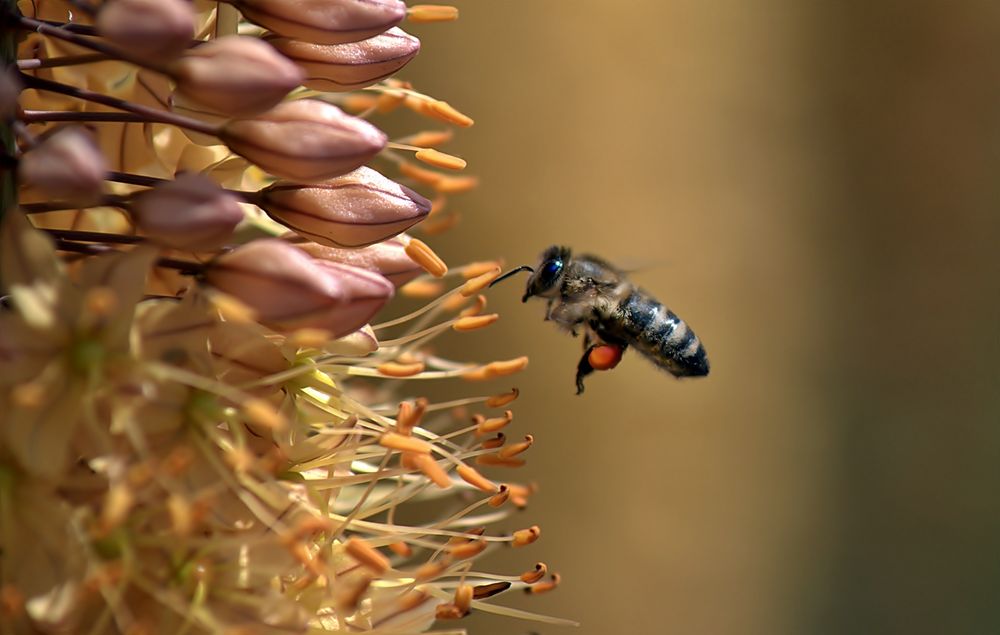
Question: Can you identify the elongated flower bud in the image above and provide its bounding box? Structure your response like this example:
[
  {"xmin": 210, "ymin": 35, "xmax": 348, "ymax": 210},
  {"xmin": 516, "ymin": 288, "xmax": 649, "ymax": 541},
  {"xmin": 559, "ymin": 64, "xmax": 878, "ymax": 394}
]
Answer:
[
  {"xmin": 298, "ymin": 235, "xmax": 421, "ymax": 287},
  {"xmin": 204, "ymin": 239, "xmax": 393, "ymax": 337},
  {"xmin": 258, "ymin": 167, "xmax": 429, "ymax": 247},
  {"xmin": 131, "ymin": 173, "xmax": 244, "ymax": 250},
  {"xmin": 266, "ymin": 28, "xmax": 420, "ymax": 92},
  {"xmin": 169, "ymin": 36, "xmax": 304, "ymax": 117},
  {"xmin": 220, "ymin": 100, "xmax": 386, "ymax": 182},
  {"xmin": 96, "ymin": 0, "xmax": 195, "ymax": 61},
  {"xmin": 234, "ymin": 0, "xmax": 406, "ymax": 45},
  {"xmin": 18, "ymin": 127, "xmax": 107, "ymax": 205}
]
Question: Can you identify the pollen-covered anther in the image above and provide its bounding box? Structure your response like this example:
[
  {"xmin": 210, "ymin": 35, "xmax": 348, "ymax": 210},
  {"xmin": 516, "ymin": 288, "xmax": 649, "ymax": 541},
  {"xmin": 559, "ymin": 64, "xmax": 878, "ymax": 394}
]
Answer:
[
  {"xmin": 287, "ymin": 328, "xmax": 334, "ymax": 348},
  {"xmin": 434, "ymin": 175, "xmax": 480, "ymax": 194},
  {"xmin": 399, "ymin": 160, "xmax": 445, "ymax": 186},
  {"xmin": 476, "ymin": 453, "xmax": 526, "ymax": 468},
  {"xmin": 464, "ymin": 356, "xmax": 530, "ymax": 383},
  {"xmin": 83, "ymin": 287, "xmax": 119, "ymax": 318},
  {"xmin": 167, "ymin": 494, "xmax": 193, "ymax": 537},
  {"xmin": 396, "ymin": 396, "xmax": 428, "ymax": 434},
  {"xmin": 498, "ymin": 435, "xmax": 534, "ymax": 459},
  {"xmin": 453, "ymin": 313, "xmax": 499, "ymax": 332},
  {"xmin": 454, "ymin": 584, "xmax": 473, "ymax": 613},
  {"xmin": 408, "ymin": 4, "xmax": 460, "ymax": 23},
  {"xmin": 100, "ymin": 484, "xmax": 135, "ymax": 533},
  {"xmin": 435, "ymin": 603, "xmax": 467, "ymax": 620},
  {"xmin": 408, "ymin": 130, "xmax": 454, "ymax": 147},
  {"xmin": 429, "ymin": 100, "xmax": 474, "ymax": 127},
  {"xmin": 476, "ymin": 410, "xmax": 513, "ymax": 435},
  {"xmin": 415, "ymin": 148, "xmax": 467, "ymax": 171},
  {"xmin": 512, "ymin": 525, "xmax": 541, "ymax": 547},
  {"xmin": 344, "ymin": 537, "xmax": 391, "ymax": 574},
  {"xmin": 401, "ymin": 279, "xmax": 446, "ymax": 298},
  {"xmin": 486, "ymin": 387, "xmax": 519, "ymax": 408},
  {"xmin": 460, "ymin": 267, "xmax": 502, "ymax": 296},
  {"xmin": 488, "ymin": 484, "xmax": 510, "ymax": 507},
  {"xmin": 420, "ymin": 212, "xmax": 461, "ymax": 236},
  {"xmin": 388, "ymin": 541, "xmax": 412, "ymax": 557},
  {"xmin": 520, "ymin": 562, "xmax": 548, "ymax": 584},
  {"xmin": 457, "ymin": 463, "xmax": 498, "ymax": 492},
  {"xmin": 507, "ymin": 483, "xmax": 537, "ymax": 508},
  {"xmin": 379, "ymin": 432, "xmax": 432, "ymax": 454},
  {"xmin": 481, "ymin": 433, "xmax": 506, "ymax": 450},
  {"xmin": 291, "ymin": 516, "xmax": 337, "ymax": 540},
  {"xmin": 409, "ymin": 453, "xmax": 453, "ymax": 488},
  {"xmin": 526, "ymin": 573, "xmax": 562, "ymax": 595},
  {"xmin": 448, "ymin": 539, "xmax": 487, "ymax": 560},
  {"xmin": 377, "ymin": 360, "xmax": 426, "ymax": 377},
  {"xmin": 405, "ymin": 238, "xmax": 448, "ymax": 277},
  {"xmin": 414, "ymin": 559, "xmax": 449, "ymax": 581},
  {"xmin": 458, "ymin": 295, "xmax": 488, "ymax": 318},
  {"xmin": 242, "ymin": 397, "xmax": 289, "ymax": 432}
]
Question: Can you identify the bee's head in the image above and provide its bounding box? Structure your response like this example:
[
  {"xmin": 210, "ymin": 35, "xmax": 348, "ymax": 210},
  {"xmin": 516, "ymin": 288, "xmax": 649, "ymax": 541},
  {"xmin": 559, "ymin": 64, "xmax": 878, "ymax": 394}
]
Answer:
[
  {"xmin": 488, "ymin": 245, "xmax": 571, "ymax": 301},
  {"xmin": 522, "ymin": 245, "xmax": 570, "ymax": 302}
]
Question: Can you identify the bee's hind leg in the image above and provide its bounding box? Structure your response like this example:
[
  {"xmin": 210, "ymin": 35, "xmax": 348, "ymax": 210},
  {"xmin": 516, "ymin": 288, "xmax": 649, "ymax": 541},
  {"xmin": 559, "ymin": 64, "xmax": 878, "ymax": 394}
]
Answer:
[{"xmin": 574, "ymin": 332, "xmax": 597, "ymax": 395}]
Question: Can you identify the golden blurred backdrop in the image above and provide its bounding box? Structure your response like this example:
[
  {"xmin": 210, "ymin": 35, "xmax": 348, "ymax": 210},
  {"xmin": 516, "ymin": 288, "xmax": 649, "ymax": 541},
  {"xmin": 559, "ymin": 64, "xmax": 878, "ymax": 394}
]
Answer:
[{"xmin": 400, "ymin": 2, "xmax": 1000, "ymax": 634}]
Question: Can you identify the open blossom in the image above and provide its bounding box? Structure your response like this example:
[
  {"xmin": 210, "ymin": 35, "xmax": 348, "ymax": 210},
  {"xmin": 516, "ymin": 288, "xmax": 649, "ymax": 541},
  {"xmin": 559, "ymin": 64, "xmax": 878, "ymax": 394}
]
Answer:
[{"xmin": 4, "ymin": 1, "xmax": 569, "ymax": 633}]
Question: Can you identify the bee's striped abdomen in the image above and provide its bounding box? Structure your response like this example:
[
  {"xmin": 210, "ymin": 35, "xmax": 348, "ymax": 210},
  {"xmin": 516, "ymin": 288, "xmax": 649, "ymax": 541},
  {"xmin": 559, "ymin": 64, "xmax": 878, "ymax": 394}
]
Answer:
[{"xmin": 614, "ymin": 290, "xmax": 709, "ymax": 377}]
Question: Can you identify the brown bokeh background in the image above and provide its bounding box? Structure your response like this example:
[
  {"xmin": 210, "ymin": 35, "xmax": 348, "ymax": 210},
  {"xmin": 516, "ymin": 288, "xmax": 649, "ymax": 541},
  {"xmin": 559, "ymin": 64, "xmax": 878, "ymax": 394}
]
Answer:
[{"xmin": 401, "ymin": 2, "xmax": 1000, "ymax": 634}]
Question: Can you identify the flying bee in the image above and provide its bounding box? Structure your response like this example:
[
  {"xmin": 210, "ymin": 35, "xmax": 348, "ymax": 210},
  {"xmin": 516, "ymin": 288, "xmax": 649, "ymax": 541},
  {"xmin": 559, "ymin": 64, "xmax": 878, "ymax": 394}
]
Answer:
[{"xmin": 491, "ymin": 245, "xmax": 710, "ymax": 394}]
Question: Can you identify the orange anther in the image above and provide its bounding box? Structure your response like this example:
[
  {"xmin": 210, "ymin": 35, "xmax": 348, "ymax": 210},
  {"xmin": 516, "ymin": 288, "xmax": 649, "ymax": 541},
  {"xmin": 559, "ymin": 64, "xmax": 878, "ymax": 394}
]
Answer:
[
  {"xmin": 520, "ymin": 562, "xmax": 548, "ymax": 584},
  {"xmin": 400, "ymin": 279, "xmax": 446, "ymax": 298},
  {"xmin": 434, "ymin": 175, "xmax": 479, "ymax": 194},
  {"xmin": 415, "ymin": 559, "xmax": 449, "ymax": 581},
  {"xmin": 408, "ymin": 4, "xmax": 460, "ymax": 23},
  {"xmin": 415, "ymin": 148, "xmax": 466, "ymax": 171},
  {"xmin": 457, "ymin": 464, "xmax": 497, "ymax": 492},
  {"xmin": 410, "ymin": 453, "xmax": 452, "ymax": 488},
  {"xmin": 485, "ymin": 387, "xmax": 519, "ymax": 408},
  {"xmin": 511, "ymin": 525, "xmax": 541, "ymax": 547},
  {"xmin": 429, "ymin": 100, "xmax": 473, "ymax": 127},
  {"xmin": 405, "ymin": 238, "xmax": 448, "ymax": 278},
  {"xmin": 379, "ymin": 432, "xmax": 432, "ymax": 454},
  {"xmin": 460, "ymin": 267, "xmax": 501, "ymax": 296},
  {"xmin": 475, "ymin": 453, "xmax": 526, "ymax": 468},
  {"xmin": 454, "ymin": 584, "xmax": 473, "ymax": 613},
  {"xmin": 453, "ymin": 313, "xmax": 499, "ymax": 332},
  {"xmin": 481, "ymin": 433, "xmax": 506, "ymax": 450},
  {"xmin": 473, "ymin": 581, "xmax": 511, "ymax": 600},
  {"xmin": 448, "ymin": 539, "xmax": 487, "ymax": 560},
  {"xmin": 488, "ymin": 484, "xmax": 510, "ymax": 507},
  {"xmin": 498, "ymin": 435, "xmax": 533, "ymax": 459},
  {"xmin": 476, "ymin": 410, "xmax": 513, "ymax": 435},
  {"xmin": 408, "ymin": 130, "xmax": 454, "ymax": 148},
  {"xmin": 344, "ymin": 538, "xmax": 390, "ymax": 574},
  {"xmin": 376, "ymin": 361, "xmax": 426, "ymax": 377},
  {"xmin": 399, "ymin": 160, "xmax": 444, "ymax": 186},
  {"xmin": 388, "ymin": 541, "xmax": 412, "ymax": 557}
]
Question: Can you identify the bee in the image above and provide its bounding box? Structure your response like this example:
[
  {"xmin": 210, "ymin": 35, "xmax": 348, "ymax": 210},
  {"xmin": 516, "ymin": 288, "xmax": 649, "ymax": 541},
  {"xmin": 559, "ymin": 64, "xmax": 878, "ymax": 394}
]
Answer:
[{"xmin": 491, "ymin": 245, "xmax": 709, "ymax": 394}]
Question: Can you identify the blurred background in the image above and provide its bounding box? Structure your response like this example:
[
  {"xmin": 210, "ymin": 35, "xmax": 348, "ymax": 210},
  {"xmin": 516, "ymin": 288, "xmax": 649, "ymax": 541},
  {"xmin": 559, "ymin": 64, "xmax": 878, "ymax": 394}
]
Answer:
[{"xmin": 400, "ymin": 2, "xmax": 1000, "ymax": 634}]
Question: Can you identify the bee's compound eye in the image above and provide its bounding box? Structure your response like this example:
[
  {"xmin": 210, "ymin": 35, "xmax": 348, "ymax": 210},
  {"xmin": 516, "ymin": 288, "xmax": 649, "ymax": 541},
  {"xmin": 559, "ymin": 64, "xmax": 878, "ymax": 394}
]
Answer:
[{"xmin": 540, "ymin": 259, "xmax": 562, "ymax": 283}]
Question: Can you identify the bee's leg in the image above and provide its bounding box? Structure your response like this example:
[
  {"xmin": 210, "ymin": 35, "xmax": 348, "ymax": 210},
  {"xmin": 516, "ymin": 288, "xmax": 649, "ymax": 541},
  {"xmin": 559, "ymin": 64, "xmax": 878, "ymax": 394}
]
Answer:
[
  {"xmin": 543, "ymin": 299, "xmax": 555, "ymax": 321},
  {"xmin": 575, "ymin": 349, "xmax": 595, "ymax": 395}
]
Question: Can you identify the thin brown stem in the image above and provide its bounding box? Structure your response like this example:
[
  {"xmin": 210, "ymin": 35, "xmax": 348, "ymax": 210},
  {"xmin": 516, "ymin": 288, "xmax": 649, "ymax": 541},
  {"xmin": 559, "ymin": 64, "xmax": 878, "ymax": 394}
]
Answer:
[
  {"xmin": 18, "ymin": 74, "xmax": 219, "ymax": 137},
  {"xmin": 21, "ymin": 194, "xmax": 131, "ymax": 214},
  {"xmin": 22, "ymin": 110, "xmax": 149, "ymax": 124},
  {"xmin": 17, "ymin": 53, "xmax": 110, "ymax": 70},
  {"xmin": 15, "ymin": 14, "xmax": 171, "ymax": 74},
  {"xmin": 43, "ymin": 228, "xmax": 144, "ymax": 244},
  {"xmin": 52, "ymin": 239, "xmax": 205, "ymax": 275}
]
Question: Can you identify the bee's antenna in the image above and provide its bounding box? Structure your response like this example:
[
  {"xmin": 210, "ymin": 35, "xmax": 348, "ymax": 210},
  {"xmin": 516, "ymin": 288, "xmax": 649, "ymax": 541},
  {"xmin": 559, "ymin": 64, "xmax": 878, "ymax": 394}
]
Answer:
[{"xmin": 489, "ymin": 265, "xmax": 534, "ymax": 288}]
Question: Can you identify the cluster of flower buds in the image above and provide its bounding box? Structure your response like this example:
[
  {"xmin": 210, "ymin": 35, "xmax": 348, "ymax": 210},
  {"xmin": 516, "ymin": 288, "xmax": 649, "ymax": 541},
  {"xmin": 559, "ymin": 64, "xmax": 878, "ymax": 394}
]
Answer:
[{"xmin": 1, "ymin": 0, "xmax": 567, "ymax": 633}]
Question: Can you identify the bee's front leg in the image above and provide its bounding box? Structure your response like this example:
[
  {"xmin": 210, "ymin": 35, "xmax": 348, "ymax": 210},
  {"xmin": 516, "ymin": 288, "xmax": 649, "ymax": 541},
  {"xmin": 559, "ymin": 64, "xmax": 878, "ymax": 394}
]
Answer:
[{"xmin": 543, "ymin": 300, "xmax": 555, "ymax": 321}]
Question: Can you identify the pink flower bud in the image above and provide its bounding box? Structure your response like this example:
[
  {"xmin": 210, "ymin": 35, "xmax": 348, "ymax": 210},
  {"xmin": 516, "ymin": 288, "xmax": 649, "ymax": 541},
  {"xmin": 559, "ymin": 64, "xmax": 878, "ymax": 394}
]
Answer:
[
  {"xmin": 234, "ymin": 0, "xmax": 406, "ymax": 45},
  {"xmin": 204, "ymin": 239, "xmax": 393, "ymax": 337},
  {"xmin": 265, "ymin": 28, "xmax": 420, "ymax": 92},
  {"xmin": 169, "ymin": 36, "xmax": 304, "ymax": 117},
  {"xmin": 18, "ymin": 127, "xmax": 107, "ymax": 205},
  {"xmin": 219, "ymin": 99, "xmax": 386, "ymax": 182},
  {"xmin": 96, "ymin": 0, "xmax": 195, "ymax": 61},
  {"xmin": 258, "ymin": 167, "xmax": 430, "ymax": 247},
  {"xmin": 131, "ymin": 173, "xmax": 244, "ymax": 250},
  {"xmin": 298, "ymin": 235, "xmax": 421, "ymax": 287}
]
